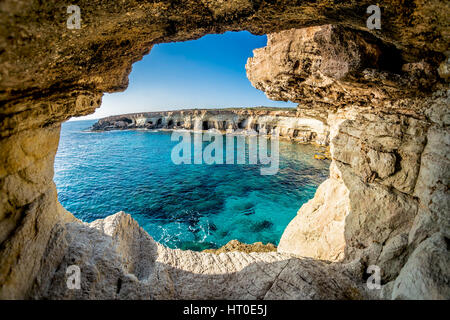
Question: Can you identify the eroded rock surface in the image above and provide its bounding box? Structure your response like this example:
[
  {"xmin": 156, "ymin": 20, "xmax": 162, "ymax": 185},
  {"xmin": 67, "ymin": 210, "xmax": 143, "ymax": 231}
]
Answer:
[
  {"xmin": 92, "ymin": 108, "xmax": 330, "ymax": 145},
  {"xmin": 203, "ymin": 239, "xmax": 277, "ymax": 254},
  {"xmin": 31, "ymin": 212, "xmax": 367, "ymax": 300},
  {"xmin": 247, "ymin": 27, "xmax": 449, "ymax": 298},
  {"xmin": 246, "ymin": 25, "xmax": 440, "ymax": 107},
  {"xmin": 392, "ymin": 233, "xmax": 450, "ymax": 299},
  {"xmin": 278, "ymin": 162, "xmax": 349, "ymax": 261}
]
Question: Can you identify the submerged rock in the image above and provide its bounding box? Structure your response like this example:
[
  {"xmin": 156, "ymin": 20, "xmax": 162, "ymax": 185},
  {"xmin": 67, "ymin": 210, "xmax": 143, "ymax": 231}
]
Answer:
[{"xmin": 204, "ymin": 239, "xmax": 277, "ymax": 254}]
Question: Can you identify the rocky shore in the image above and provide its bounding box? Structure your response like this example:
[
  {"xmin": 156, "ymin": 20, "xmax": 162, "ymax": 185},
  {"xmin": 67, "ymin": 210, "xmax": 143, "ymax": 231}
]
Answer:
[{"xmin": 91, "ymin": 108, "xmax": 331, "ymax": 146}]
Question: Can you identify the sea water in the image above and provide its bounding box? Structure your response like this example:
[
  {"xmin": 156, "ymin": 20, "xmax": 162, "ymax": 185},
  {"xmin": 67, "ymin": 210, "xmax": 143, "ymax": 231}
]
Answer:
[{"xmin": 54, "ymin": 120, "xmax": 330, "ymax": 250}]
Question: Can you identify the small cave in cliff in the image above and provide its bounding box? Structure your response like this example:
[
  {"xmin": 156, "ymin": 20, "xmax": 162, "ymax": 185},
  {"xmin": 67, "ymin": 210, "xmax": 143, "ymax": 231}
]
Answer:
[
  {"xmin": 118, "ymin": 117, "xmax": 132, "ymax": 124},
  {"xmin": 167, "ymin": 119, "xmax": 174, "ymax": 127},
  {"xmin": 202, "ymin": 121, "xmax": 209, "ymax": 130}
]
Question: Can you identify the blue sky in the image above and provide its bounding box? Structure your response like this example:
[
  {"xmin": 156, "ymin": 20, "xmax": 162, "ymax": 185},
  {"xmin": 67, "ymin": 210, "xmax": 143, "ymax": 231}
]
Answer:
[{"xmin": 75, "ymin": 31, "xmax": 296, "ymax": 120}]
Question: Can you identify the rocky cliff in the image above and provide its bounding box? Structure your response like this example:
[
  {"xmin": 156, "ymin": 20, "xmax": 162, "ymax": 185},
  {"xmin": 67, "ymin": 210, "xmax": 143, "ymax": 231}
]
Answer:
[
  {"xmin": 91, "ymin": 108, "xmax": 330, "ymax": 145},
  {"xmin": 247, "ymin": 26, "xmax": 449, "ymax": 299},
  {"xmin": 0, "ymin": 1, "xmax": 449, "ymax": 300}
]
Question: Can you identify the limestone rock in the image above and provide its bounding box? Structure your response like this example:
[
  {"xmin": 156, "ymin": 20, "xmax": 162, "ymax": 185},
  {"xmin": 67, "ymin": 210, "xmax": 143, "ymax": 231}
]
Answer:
[
  {"xmin": 203, "ymin": 240, "xmax": 277, "ymax": 254},
  {"xmin": 367, "ymin": 149, "xmax": 396, "ymax": 179},
  {"xmin": 411, "ymin": 99, "xmax": 450, "ymax": 246},
  {"xmin": 376, "ymin": 233, "xmax": 410, "ymax": 282},
  {"xmin": 392, "ymin": 233, "xmax": 450, "ymax": 300},
  {"xmin": 438, "ymin": 57, "xmax": 450, "ymax": 80},
  {"xmin": 278, "ymin": 163, "xmax": 349, "ymax": 261},
  {"xmin": 1, "ymin": 0, "xmax": 449, "ymax": 300},
  {"xmin": 246, "ymin": 26, "xmax": 439, "ymax": 108},
  {"xmin": 91, "ymin": 108, "xmax": 330, "ymax": 145},
  {"xmin": 256, "ymin": 26, "xmax": 449, "ymax": 295}
]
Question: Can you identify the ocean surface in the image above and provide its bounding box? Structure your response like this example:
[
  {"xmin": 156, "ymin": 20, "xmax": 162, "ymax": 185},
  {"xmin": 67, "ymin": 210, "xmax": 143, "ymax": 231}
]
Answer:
[{"xmin": 54, "ymin": 120, "xmax": 330, "ymax": 251}]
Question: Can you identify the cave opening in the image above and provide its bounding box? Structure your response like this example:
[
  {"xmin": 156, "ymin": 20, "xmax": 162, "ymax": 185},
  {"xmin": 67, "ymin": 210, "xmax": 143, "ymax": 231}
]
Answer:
[
  {"xmin": 2, "ymin": 1, "xmax": 447, "ymax": 301},
  {"xmin": 72, "ymin": 31, "xmax": 296, "ymax": 122},
  {"xmin": 54, "ymin": 31, "xmax": 326, "ymax": 255}
]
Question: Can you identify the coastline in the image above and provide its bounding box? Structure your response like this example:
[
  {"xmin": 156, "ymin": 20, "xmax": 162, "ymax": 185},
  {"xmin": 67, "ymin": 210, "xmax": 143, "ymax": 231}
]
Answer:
[
  {"xmin": 89, "ymin": 108, "xmax": 332, "ymax": 160},
  {"xmin": 89, "ymin": 126, "xmax": 332, "ymax": 159}
]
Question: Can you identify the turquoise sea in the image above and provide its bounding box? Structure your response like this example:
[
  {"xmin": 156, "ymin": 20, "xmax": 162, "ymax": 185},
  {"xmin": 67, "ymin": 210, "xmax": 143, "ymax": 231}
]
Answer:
[{"xmin": 54, "ymin": 120, "xmax": 330, "ymax": 250}]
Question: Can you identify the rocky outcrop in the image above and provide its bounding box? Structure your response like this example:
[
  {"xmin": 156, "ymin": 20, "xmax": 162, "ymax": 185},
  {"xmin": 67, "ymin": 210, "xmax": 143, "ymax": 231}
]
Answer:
[
  {"xmin": 0, "ymin": 1, "xmax": 449, "ymax": 300},
  {"xmin": 247, "ymin": 27, "xmax": 449, "ymax": 298},
  {"xmin": 391, "ymin": 233, "xmax": 450, "ymax": 299},
  {"xmin": 246, "ymin": 25, "xmax": 439, "ymax": 107},
  {"xmin": 278, "ymin": 162, "xmax": 349, "ymax": 261},
  {"xmin": 31, "ymin": 212, "xmax": 367, "ymax": 300},
  {"xmin": 91, "ymin": 108, "xmax": 330, "ymax": 145},
  {"xmin": 203, "ymin": 239, "xmax": 277, "ymax": 254}
]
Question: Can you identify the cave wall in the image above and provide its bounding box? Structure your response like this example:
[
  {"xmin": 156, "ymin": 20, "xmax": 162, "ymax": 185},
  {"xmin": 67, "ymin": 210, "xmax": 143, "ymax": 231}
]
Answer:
[
  {"xmin": 246, "ymin": 26, "xmax": 449, "ymax": 298},
  {"xmin": 0, "ymin": 1, "xmax": 449, "ymax": 299},
  {"xmin": 0, "ymin": 124, "xmax": 78, "ymax": 298}
]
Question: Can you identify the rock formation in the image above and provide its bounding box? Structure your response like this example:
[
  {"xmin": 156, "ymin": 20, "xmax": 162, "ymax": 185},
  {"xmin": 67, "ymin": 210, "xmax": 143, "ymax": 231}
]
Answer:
[
  {"xmin": 0, "ymin": 1, "xmax": 448, "ymax": 299},
  {"xmin": 91, "ymin": 108, "xmax": 330, "ymax": 145},
  {"xmin": 203, "ymin": 239, "xmax": 277, "ymax": 254},
  {"xmin": 247, "ymin": 26, "xmax": 449, "ymax": 298},
  {"xmin": 278, "ymin": 162, "xmax": 349, "ymax": 262}
]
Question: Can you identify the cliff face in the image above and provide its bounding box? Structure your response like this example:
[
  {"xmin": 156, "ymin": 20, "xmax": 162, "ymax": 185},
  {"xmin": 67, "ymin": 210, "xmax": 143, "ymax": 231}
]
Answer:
[
  {"xmin": 246, "ymin": 25, "xmax": 440, "ymax": 107},
  {"xmin": 0, "ymin": 1, "xmax": 449, "ymax": 300},
  {"xmin": 92, "ymin": 108, "xmax": 330, "ymax": 145},
  {"xmin": 247, "ymin": 26, "xmax": 449, "ymax": 298}
]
